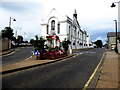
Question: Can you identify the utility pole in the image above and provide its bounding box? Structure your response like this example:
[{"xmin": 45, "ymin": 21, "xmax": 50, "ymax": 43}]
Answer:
[{"xmin": 114, "ymin": 20, "xmax": 118, "ymax": 53}]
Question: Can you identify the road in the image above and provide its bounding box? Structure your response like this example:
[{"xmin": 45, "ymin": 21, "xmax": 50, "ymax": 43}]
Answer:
[
  {"xmin": 2, "ymin": 48, "xmax": 104, "ymax": 88},
  {"xmin": 2, "ymin": 46, "xmax": 34, "ymax": 65}
]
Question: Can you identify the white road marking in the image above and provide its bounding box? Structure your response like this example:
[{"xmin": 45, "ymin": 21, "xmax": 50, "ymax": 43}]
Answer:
[{"xmin": 25, "ymin": 56, "xmax": 33, "ymax": 60}]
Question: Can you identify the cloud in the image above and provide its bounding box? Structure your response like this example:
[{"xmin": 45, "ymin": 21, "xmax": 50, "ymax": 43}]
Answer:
[
  {"xmin": 0, "ymin": 1, "xmax": 44, "ymax": 39},
  {"xmin": 2, "ymin": 2, "xmax": 27, "ymax": 12},
  {"xmin": 0, "ymin": 0, "xmax": 118, "ymax": 43},
  {"xmin": 90, "ymin": 34, "xmax": 107, "ymax": 45},
  {"xmin": 2, "ymin": 2, "xmax": 44, "ymax": 14}
]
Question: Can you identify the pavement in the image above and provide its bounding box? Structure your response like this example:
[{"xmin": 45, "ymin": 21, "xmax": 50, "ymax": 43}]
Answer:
[
  {"xmin": 1, "ymin": 48, "xmax": 120, "ymax": 89},
  {"xmin": 95, "ymin": 49, "xmax": 120, "ymax": 89}
]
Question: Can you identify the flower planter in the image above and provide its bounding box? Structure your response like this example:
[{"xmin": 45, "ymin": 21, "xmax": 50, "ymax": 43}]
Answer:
[
  {"xmin": 44, "ymin": 50, "xmax": 66, "ymax": 59},
  {"xmin": 37, "ymin": 49, "xmax": 67, "ymax": 59},
  {"xmin": 59, "ymin": 50, "xmax": 67, "ymax": 57}
]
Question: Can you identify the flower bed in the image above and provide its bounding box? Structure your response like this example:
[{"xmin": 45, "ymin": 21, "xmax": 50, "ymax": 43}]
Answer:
[
  {"xmin": 35, "ymin": 47, "xmax": 67, "ymax": 59},
  {"xmin": 43, "ymin": 49, "xmax": 67, "ymax": 59}
]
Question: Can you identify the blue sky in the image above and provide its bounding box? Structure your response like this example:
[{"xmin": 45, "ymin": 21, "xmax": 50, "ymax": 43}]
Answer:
[{"xmin": 0, "ymin": 0, "xmax": 118, "ymax": 44}]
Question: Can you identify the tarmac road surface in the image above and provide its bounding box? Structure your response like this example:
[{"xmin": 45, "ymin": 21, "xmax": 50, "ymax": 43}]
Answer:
[
  {"xmin": 2, "ymin": 48, "xmax": 104, "ymax": 88},
  {"xmin": 2, "ymin": 46, "xmax": 34, "ymax": 66}
]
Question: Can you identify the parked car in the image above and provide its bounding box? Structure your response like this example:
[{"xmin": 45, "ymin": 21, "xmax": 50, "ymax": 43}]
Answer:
[{"xmin": 111, "ymin": 46, "xmax": 115, "ymax": 50}]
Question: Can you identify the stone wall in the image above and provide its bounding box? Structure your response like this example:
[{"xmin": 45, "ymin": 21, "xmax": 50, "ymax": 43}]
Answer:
[{"xmin": 0, "ymin": 38, "xmax": 11, "ymax": 51}]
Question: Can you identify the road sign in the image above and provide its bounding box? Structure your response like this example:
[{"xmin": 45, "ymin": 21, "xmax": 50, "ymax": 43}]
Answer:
[
  {"xmin": 34, "ymin": 51, "xmax": 39, "ymax": 56},
  {"xmin": 52, "ymin": 35, "xmax": 55, "ymax": 39}
]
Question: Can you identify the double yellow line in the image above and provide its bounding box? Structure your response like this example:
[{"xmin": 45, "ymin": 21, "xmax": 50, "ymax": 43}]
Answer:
[{"xmin": 82, "ymin": 52, "xmax": 105, "ymax": 90}]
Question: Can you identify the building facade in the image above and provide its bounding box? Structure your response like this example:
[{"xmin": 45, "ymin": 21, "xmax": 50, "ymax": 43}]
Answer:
[
  {"xmin": 107, "ymin": 32, "xmax": 120, "ymax": 50},
  {"xmin": 41, "ymin": 8, "xmax": 92, "ymax": 50}
]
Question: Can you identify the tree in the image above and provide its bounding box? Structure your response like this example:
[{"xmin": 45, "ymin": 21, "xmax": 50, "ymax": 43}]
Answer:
[
  {"xmin": 33, "ymin": 35, "xmax": 46, "ymax": 60},
  {"xmin": 34, "ymin": 35, "xmax": 39, "ymax": 48},
  {"xmin": 1, "ymin": 27, "xmax": 14, "ymax": 39},
  {"xmin": 30, "ymin": 39, "xmax": 34, "ymax": 44},
  {"xmin": 94, "ymin": 40, "xmax": 103, "ymax": 48},
  {"xmin": 62, "ymin": 39, "xmax": 71, "ymax": 52},
  {"xmin": 1, "ymin": 27, "xmax": 15, "ymax": 49},
  {"xmin": 17, "ymin": 35, "xmax": 23, "ymax": 43}
]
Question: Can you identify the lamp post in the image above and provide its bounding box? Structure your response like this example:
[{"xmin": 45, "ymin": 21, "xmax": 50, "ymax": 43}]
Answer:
[
  {"xmin": 111, "ymin": 1, "xmax": 120, "ymax": 7},
  {"xmin": 9, "ymin": 17, "xmax": 16, "ymax": 27},
  {"xmin": 111, "ymin": 2, "xmax": 120, "ymax": 53},
  {"xmin": 114, "ymin": 20, "xmax": 118, "ymax": 53}
]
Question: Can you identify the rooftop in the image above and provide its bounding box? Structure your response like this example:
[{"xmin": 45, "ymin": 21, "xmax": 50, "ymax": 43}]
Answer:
[{"xmin": 107, "ymin": 32, "xmax": 120, "ymax": 37}]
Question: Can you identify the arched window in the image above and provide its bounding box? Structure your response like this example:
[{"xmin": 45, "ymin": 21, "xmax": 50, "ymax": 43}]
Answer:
[{"xmin": 51, "ymin": 20, "xmax": 55, "ymax": 30}]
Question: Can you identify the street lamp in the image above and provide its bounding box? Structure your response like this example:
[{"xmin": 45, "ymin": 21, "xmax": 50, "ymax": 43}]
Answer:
[
  {"xmin": 111, "ymin": 1, "xmax": 120, "ymax": 7},
  {"xmin": 111, "ymin": 2, "xmax": 120, "ymax": 53},
  {"xmin": 111, "ymin": 3, "xmax": 116, "ymax": 7},
  {"xmin": 9, "ymin": 17, "xmax": 16, "ymax": 27},
  {"xmin": 114, "ymin": 20, "xmax": 118, "ymax": 53}
]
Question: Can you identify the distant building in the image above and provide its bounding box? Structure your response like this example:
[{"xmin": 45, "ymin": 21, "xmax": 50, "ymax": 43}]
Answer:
[
  {"xmin": 107, "ymin": 32, "xmax": 120, "ymax": 50},
  {"xmin": 41, "ymin": 8, "xmax": 92, "ymax": 50}
]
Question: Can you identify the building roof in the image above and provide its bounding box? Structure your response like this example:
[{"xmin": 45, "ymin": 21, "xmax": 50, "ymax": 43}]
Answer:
[{"xmin": 107, "ymin": 32, "xmax": 120, "ymax": 37}]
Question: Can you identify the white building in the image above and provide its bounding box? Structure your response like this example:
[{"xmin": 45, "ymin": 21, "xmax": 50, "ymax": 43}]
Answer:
[
  {"xmin": 86, "ymin": 35, "xmax": 94, "ymax": 48},
  {"xmin": 41, "ymin": 8, "xmax": 92, "ymax": 50}
]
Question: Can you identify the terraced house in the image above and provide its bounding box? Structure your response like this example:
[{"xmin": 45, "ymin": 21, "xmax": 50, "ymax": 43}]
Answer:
[
  {"xmin": 41, "ymin": 8, "xmax": 93, "ymax": 50},
  {"xmin": 107, "ymin": 32, "xmax": 120, "ymax": 52}
]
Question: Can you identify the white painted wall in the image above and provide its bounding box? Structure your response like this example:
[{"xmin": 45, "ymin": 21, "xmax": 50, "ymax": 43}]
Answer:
[{"xmin": 41, "ymin": 9, "xmax": 92, "ymax": 50}]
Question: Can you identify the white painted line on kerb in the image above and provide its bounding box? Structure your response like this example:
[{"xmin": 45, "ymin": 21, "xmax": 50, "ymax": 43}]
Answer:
[
  {"xmin": 25, "ymin": 56, "xmax": 33, "ymax": 60},
  {"xmin": 79, "ymin": 52, "xmax": 83, "ymax": 55},
  {"xmin": 82, "ymin": 52, "xmax": 105, "ymax": 90}
]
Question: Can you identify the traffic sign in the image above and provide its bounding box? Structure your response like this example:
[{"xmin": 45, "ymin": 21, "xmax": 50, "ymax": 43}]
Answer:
[{"xmin": 52, "ymin": 35, "xmax": 55, "ymax": 39}]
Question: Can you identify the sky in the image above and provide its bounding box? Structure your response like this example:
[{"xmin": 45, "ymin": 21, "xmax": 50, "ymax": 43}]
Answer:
[{"xmin": 0, "ymin": 0, "xmax": 119, "ymax": 44}]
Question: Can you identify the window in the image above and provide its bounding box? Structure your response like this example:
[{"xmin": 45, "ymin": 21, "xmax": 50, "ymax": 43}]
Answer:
[
  {"xmin": 74, "ymin": 27, "xmax": 77, "ymax": 37},
  {"xmin": 58, "ymin": 23, "xmax": 60, "ymax": 34},
  {"xmin": 69, "ymin": 26, "xmax": 71, "ymax": 37},
  {"xmin": 78, "ymin": 31, "xmax": 79, "ymax": 37},
  {"xmin": 74, "ymin": 30, "xmax": 76, "ymax": 37},
  {"xmin": 51, "ymin": 20, "xmax": 55, "ymax": 30},
  {"xmin": 47, "ymin": 25, "xmax": 49, "ymax": 34}
]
